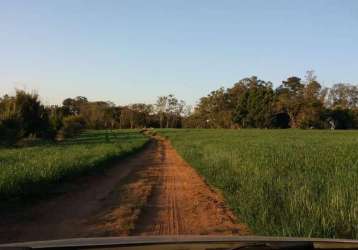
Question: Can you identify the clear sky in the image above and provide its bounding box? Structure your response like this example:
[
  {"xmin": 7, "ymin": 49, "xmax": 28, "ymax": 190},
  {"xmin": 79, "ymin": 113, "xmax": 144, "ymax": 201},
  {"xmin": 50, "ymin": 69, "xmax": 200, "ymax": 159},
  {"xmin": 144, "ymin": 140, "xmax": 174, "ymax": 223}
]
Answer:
[{"xmin": 0, "ymin": 0, "xmax": 357, "ymax": 106}]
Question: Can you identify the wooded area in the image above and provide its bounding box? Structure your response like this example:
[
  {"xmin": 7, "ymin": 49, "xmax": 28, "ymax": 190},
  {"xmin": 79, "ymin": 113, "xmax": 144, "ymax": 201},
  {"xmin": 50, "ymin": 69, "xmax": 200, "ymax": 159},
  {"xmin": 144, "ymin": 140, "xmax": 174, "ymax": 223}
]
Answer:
[
  {"xmin": 188, "ymin": 71, "xmax": 358, "ymax": 129},
  {"xmin": 1, "ymin": 71, "xmax": 358, "ymax": 145}
]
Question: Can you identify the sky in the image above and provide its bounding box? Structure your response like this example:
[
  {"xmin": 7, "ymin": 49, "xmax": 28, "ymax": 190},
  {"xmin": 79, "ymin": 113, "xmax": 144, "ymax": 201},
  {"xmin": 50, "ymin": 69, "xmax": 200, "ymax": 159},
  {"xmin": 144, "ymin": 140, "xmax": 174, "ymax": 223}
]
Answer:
[{"xmin": 0, "ymin": 0, "xmax": 357, "ymax": 106}]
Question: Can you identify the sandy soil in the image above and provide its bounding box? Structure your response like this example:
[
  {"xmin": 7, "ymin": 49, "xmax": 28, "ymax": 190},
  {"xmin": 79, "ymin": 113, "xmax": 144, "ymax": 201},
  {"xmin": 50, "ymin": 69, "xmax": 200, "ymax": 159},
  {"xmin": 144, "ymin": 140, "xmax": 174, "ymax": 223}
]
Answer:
[{"xmin": 0, "ymin": 137, "xmax": 249, "ymax": 244}]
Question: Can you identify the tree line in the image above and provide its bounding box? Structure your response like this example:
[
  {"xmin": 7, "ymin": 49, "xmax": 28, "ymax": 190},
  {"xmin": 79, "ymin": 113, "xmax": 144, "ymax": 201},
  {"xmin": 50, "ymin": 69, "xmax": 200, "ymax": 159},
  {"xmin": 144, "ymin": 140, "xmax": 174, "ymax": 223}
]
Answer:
[
  {"xmin": 1, "ymin": 71, "xmax": 358, "ymax": 145},
  {"xmin": 185, "ymin": 71, "xmax": 358, "ymax": 129},
  {"xmin": 0, "ymin": 91, "xmax": 188, "ymax": 145}
]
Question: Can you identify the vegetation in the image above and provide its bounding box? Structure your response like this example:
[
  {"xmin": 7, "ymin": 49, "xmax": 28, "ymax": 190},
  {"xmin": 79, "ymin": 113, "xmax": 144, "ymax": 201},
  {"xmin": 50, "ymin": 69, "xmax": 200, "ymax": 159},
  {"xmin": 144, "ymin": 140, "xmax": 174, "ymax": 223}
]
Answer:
[
  {"xmin": 159, "ymin": 129, "xmax": 358, "ymax": 239},
  {"xmin": 0, "ymin": 73, "xmax": 357, "ymax": 237},
  {"xmin": 1, "ymin": 71, "xmax": 358, "ymax": 146},
  {"xmin": 0, "ymin": 130, "xmax": 148, "ymax": 200},
  {"xmin": 185, "ymin": 72, "xmax": 358, "ymax": 129},
  {"xmin": 0, "ymin": 90, "xmax": 188, "ymax": 145},
  {"xmin": 0, "ymin": 90, "xmax": 55, "ymax": 145}
]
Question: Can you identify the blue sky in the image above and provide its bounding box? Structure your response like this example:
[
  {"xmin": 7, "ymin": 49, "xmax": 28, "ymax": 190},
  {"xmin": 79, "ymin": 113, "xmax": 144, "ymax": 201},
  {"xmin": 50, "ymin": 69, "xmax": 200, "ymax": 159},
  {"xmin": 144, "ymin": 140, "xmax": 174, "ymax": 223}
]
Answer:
[{"xmin": 0, "ymin": 0, "xmax": 357, "ymax": 105}]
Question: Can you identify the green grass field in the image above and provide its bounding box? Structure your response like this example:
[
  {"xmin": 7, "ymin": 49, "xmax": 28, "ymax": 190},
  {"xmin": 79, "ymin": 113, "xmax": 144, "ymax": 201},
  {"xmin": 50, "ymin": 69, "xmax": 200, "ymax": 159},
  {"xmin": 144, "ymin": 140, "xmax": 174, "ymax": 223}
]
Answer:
[
  {"xmin": 158, "ymin": 129, "xmax": 358, "ymax": 239},
  {"xmin": 0, "ymin": 130, "xmax": 148, "ymax": 200}
]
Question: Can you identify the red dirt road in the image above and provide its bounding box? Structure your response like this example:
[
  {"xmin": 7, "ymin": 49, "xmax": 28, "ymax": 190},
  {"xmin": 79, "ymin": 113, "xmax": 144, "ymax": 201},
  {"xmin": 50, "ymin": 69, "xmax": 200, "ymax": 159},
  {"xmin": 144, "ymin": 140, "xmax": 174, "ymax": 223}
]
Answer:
[{"xmin": 0, "ymin": 137, "xmax": 249, "ymax": 244}]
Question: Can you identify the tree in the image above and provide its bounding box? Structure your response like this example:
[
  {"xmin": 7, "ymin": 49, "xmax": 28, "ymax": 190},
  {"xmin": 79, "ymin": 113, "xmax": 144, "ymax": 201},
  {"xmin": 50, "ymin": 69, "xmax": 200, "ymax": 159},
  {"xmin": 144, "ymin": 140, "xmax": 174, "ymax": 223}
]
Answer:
[
  {"xmin": 275, "ymin": 77, "xmax": 305, "ymax": 128},
  {"xmin": 119, "ymin": 106, "xmax": 134, "ymax": 129},
  {"xmin": 232, "ymin": 76, "xmax": 274, "ymax": 128},
  {"xmin": 327, "ymin": 83, "xmax": 358, "ymax": 109},
  {"xmin": 62, "ymin": 96, "xmax": 88, "ymax": 116},
  {"xmin": 0, "ymin": 90, "xmax": 53, "ymax": 143},
  {"xmin": 47, "ymin": 105, "xmax": 65, "ymax": 134},
  {"xmin": 156, "ymin": 96, "xmax": 168, "ymax": 128},
  {"xmin": 130, "ymin": 103, "xmax": 153, "ymax": 128},
  {"xmin": 155, "ymin": 95, "xmax": 186, "ymax": 128},
  {"xmin": 297, "ymin": 71, "xmax": 325, "ymax": 128},
  {"xmin": 193, "ymin": 88, "xmax": 233, "ymax": 128},
  {"xmin": 79, "ymin": 101, "xmax": 112, "ymax": 129}
]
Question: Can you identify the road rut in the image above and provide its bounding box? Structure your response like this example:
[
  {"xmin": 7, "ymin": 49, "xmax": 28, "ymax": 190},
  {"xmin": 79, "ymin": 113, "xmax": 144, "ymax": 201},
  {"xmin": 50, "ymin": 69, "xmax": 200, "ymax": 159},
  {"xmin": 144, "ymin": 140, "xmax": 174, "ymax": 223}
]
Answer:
[{"xmin": 133, "ymin": 138, "xmax": 248, "ymax": 235}]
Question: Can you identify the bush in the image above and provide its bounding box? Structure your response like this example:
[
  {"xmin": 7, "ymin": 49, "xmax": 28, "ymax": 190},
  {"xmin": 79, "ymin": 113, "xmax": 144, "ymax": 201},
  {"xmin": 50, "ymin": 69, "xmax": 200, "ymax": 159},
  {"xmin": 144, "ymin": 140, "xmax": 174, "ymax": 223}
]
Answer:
[
  {"xmin": 58, "ymin": 115, "xmax": 86, "ymax": 139},
  {"xmin": 321, "ymin": 108, "xmax": 355, "ymax": 129},
  {"xmin": 0, "ymin": 90, "xmax": 54, "ymax": 144},
  {"xmin": 271, "ymin": 113, "xmax": 290, "ymax": 128},
  {"xmin": 0, "ymin": 119, "xmax": 23, "ymax": 146}
]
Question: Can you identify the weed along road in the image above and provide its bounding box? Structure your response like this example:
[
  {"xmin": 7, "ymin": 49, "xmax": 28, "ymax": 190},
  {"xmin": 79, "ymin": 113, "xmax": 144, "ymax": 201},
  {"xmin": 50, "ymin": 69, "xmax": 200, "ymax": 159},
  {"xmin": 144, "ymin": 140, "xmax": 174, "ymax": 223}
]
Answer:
[{"xmin": 0, "ymin": 136, "xmax": 249, "ymax": 243}]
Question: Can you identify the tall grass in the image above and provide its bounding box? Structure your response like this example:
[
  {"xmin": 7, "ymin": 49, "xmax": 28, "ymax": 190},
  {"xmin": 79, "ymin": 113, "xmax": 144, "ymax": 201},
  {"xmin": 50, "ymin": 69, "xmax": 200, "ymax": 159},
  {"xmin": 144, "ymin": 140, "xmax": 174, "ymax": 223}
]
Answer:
[
  {"xmin": 0, "ymin": 130, "xmax": 148, "ymax": 200},
  {"xmin": 159, "ymin": 129, "xmax": 358, "ymax": 239}
]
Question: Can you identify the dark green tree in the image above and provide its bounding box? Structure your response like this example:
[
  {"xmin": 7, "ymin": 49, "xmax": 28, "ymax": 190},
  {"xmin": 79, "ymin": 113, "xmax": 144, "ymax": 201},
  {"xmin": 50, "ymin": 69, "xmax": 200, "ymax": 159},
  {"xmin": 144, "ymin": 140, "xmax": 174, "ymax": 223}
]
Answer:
[{"xmin": 232, "ymin": 76, "xmax": 274, "ymax": 128}]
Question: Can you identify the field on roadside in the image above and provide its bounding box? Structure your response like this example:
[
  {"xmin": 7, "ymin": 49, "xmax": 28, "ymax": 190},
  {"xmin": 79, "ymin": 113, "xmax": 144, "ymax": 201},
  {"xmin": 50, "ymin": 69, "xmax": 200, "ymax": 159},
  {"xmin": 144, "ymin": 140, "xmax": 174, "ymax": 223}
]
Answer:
[
  {"xmin": 0, "ymin": 130, "xmax": 148, "ymax": 200},
  {"xmin": 158, "ymin": 129, "xmax": 358, "ymax": 239}
]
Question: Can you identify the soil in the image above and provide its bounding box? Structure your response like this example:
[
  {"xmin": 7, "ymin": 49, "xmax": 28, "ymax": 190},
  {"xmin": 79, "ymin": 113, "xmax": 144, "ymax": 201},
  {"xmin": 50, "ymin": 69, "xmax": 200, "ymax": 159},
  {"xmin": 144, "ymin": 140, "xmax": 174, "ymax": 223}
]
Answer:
[{"xmin": 0, "ymin": 137, "xmax": 250, "ymax": 244}]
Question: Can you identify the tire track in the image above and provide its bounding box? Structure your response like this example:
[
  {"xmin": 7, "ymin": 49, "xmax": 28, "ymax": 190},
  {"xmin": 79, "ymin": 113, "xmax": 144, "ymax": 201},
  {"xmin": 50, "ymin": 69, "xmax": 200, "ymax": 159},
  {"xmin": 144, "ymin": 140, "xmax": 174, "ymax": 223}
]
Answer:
[{"xmin": 132, "ymin": 137, "xmax": 250, "ymax": 235}]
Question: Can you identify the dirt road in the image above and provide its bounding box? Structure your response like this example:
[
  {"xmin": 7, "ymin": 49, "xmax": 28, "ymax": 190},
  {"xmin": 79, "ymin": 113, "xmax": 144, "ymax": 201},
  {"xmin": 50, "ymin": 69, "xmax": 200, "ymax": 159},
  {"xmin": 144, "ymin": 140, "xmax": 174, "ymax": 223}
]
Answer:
[{"xmin": 0, "ymin": 137, "xmax": 249, "ymax": 243}]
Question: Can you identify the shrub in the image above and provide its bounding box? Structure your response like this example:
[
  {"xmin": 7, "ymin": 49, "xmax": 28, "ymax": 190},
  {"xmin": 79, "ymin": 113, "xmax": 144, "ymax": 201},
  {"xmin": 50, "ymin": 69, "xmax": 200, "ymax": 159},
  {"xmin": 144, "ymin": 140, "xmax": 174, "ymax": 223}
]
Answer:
[
  {"xmin": 59, "ymin": 115, "xmax": 86, "ymax": 138},
  {"xmin": 0, "ymin": 118, "xmax": 23, "ymax": 146}
]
